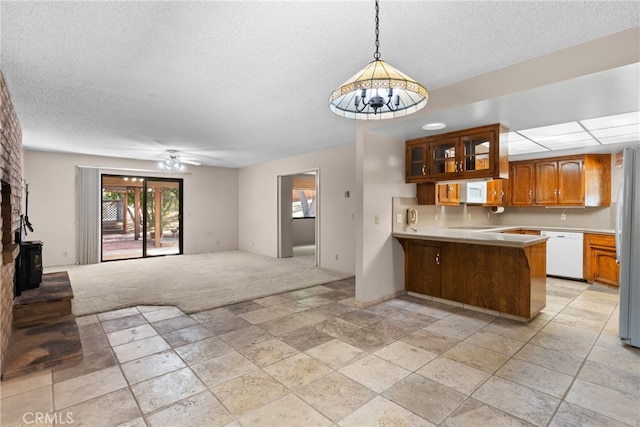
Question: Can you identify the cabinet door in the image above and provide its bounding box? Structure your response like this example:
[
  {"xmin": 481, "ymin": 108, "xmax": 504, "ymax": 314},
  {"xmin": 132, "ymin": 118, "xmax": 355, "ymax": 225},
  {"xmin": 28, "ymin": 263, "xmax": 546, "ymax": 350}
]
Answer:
[
  {"xmin": 429, "ymin": 138, "xmax": 459, "ymax": 179},
  {"xmin": 534, "ymin": 160, "xmax": 558, "ymax": 205},
  {"xmin": 510, "ymin": 163, "xmax": 534, "ymax": 206},
  {"xmin": 591, "ymin": 249, "xmax": 619, "ymax": 286},
  {"xmin": 584, "ymin": 233, "xmax": 619, "ymax": 286},
  {"xmin": 461, "ymin": 132, "xmax": 493, "ymax": 174},
  {"xmin": 436, "ymin": 183, "xmax": 460, "ymax": 206},
  {"xmin": 405, "ymin": 242, "xmax": 441, "ymax": 296},
  {"xmin": 558, "ymin": 158, "xmax": 584, "ymax": 205},
  {"xmin": 406, "ymin": 141, "xmax": 428, "ymax": 182},
  {"xmin": 486, "ymin": 179, "xmax": 506, "ymax": 205}
]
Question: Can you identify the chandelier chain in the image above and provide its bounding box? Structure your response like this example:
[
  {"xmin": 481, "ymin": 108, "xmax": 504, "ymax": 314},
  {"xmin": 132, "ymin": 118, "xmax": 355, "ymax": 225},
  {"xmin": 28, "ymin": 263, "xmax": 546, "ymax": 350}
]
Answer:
[{"xmin": 374, "ymin": 0, "xmax": 380, "ymax": 60}]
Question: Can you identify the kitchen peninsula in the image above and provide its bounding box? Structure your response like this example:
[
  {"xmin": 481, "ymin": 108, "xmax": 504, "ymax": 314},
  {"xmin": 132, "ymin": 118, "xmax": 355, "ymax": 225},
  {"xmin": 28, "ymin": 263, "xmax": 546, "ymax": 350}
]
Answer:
[{"xmin": 393, "ymin": 228, "xmax": 548, "ymax": 321}]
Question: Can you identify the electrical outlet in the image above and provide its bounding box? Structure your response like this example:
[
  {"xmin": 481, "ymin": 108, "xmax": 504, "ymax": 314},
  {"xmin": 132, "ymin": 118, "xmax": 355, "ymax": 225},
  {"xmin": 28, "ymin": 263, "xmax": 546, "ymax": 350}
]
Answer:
[
  {"xmin": 335, "ymin": 254, "xmax": 339, "ymax": 260},
  {"xmin": 63, "ymin": 251, "xmax": 68, "ymax": 257},
  {"xmin": 435, "ymin": 214, "xmax": 439, "ymax": 222},
  {"xmin": 374, "ymin": 214, "xmax": 380, "ymax": 225},
  {"xmin": 351, "ymin": 213, "xmax": 355, "ymax": 220},
  {"xmin": 396, "ymin": 214, "xmax": 402, "ymax": 224},
  {"xmin": 561, "ymin": 213, "xmax": 567, "ymax": 220},
  {"xmin": 468, "ymin": 213, "xmax": 472, "ymax": 220}
]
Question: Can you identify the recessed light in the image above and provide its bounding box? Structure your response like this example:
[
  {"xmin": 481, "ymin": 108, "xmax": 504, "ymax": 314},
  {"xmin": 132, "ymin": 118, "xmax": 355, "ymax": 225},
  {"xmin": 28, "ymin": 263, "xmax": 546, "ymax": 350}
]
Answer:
[{"xmin": 422, "ymin": 122, "xmax": 446, "ymax": 131}]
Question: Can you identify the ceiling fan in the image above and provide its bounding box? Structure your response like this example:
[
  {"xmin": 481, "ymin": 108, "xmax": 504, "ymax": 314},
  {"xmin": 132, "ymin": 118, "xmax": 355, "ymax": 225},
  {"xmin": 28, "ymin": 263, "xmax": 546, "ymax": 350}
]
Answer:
[{"xmin": 159, "ymin": 149, "xmax": 201, "ymax": 170}]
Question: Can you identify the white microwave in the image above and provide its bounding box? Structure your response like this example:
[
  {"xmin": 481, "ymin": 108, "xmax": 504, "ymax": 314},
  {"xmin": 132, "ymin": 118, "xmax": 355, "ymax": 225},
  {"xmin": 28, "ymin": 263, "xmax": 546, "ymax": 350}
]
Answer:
[{"xmin": 460, "ymin": 182, "xmax": 487, "ymax": 204}]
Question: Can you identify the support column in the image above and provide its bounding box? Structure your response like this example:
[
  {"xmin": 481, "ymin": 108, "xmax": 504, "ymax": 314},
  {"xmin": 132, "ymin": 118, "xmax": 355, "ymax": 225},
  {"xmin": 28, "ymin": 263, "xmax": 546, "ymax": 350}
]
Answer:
[
  {"xmin": 154, "ymin": 189, "xmax": 162, "ymax": 248},
  {"xmin": 133, "ymin": 188, "xmax": 141, "ymax": 240}
]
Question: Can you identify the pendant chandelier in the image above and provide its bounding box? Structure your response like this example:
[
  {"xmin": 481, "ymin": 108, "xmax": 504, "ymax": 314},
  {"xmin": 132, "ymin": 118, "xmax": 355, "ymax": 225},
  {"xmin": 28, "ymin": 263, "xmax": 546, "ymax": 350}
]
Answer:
[{"xmin": 329, "ymin": 0, "xmax": 428, "ymax": 120}]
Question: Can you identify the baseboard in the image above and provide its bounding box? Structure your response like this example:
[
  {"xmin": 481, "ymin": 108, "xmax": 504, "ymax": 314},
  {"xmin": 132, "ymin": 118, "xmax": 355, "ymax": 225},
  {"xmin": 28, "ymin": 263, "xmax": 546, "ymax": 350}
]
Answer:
[{"xmin": 354, "ymin": 289, "xmax": 406, "ymax": 309}]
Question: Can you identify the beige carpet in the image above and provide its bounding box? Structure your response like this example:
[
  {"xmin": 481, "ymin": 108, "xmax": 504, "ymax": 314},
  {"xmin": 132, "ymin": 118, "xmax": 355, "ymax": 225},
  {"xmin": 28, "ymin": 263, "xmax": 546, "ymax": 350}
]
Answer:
[{"xmin": 47, "ymin": 251, "xmax": 352, "ymax": 316}]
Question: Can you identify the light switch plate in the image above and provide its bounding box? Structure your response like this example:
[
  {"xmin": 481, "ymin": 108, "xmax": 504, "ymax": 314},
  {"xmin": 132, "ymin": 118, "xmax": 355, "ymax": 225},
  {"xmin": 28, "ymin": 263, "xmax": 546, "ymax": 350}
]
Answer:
[{"xmin": 396, "ymin": 214, "xmax": 402, "ymax": 224}]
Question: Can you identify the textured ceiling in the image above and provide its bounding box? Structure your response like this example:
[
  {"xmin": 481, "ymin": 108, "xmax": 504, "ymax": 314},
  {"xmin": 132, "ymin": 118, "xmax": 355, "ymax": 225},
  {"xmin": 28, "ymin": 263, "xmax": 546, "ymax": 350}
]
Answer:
[{"xmin": 1, "ymin": 1, "xmax": 639, "ymax": 167}]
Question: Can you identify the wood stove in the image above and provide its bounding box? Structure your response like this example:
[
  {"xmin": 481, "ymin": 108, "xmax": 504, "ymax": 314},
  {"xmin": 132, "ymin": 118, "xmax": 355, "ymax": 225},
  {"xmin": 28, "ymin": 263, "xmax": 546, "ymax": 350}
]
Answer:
[{"xmin": 15, "ymin": 240, "xmax": 43, "ymax": 296}]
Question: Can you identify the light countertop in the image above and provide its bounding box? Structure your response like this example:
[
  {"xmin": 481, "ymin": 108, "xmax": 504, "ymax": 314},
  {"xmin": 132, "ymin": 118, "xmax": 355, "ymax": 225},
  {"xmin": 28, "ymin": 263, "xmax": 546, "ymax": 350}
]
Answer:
[
  {"xmin": 392, "ymin": 229, "xmax": 548, "ymax": 248},
  {"xmin": 392, "ymin": 225, "xmax": 615, "ymax": 248}
]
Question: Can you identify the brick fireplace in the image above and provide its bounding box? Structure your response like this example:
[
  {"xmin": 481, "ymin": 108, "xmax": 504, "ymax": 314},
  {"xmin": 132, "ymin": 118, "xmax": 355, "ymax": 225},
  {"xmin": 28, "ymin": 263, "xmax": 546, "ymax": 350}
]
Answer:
[{"xmin": 1, "ymin": 69, "xmax": 24, "ymax": 374}]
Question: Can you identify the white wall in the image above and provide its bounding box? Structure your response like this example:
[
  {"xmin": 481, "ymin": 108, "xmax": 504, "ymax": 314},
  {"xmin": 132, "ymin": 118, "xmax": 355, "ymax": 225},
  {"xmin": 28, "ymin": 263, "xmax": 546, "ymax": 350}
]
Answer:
[
  {"xmin": 292, "ymin": 218, "xmax": 315, "ymax": 245},
  {"xmin": 356, "ymin": 131, "xmax": 415, "ymax": 303},
  {"xmin": 238, "ymin": 143, "xmax": 355, "ymax": 274},
  {"xmin": 23, "ymin": 150, "xmax": 239, "ymax": 267}
]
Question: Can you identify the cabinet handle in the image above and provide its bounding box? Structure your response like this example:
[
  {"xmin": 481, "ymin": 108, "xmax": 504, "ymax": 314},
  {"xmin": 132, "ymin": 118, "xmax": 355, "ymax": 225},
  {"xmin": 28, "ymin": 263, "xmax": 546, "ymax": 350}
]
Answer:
[
  {"xmin": 454, "ymin": 162, "xmax": 458, "ymax": 172},
  {"xmin": 459, "ymin": 161, "xmax": 464, "ymax": 172},
  {"xmin": 435, "ymin": 253, "xmax": 440, "ymax": 265},
  {"xmin": 421, "ymin": 164, "xmax": 425, "ymax": 175},
  {"xmin": 558, "ymin": 189, "xmax": 562, "ymax": 196},
  {"xmin": 554, "ymin": 189, "xmax": 557, "ymax": 196}
]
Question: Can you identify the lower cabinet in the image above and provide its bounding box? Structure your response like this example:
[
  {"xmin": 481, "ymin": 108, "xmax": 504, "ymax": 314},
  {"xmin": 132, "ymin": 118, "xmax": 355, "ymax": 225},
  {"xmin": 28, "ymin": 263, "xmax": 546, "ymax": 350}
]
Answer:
[
  {"xmin": 405, "ymin": 241, "xmax": 441, "ymax": 297},
  {"xmin": 584, "ymin": 234, "xmax": 619, "ymax": 286},
  {"xmin": 503, "ymin": 229, "xmax": 540, "ymax": 235},
  {"xmin": 397, "ymin": 238, "xmax": 546, "ymax": 319}
]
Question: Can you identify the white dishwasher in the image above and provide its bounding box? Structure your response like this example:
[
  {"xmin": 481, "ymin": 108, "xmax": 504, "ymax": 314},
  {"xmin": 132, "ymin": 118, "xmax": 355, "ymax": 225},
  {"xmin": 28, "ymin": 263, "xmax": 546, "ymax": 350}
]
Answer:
[{"xmin": 540, "ymin": 231, "xmax": 584, "ymax": 280}]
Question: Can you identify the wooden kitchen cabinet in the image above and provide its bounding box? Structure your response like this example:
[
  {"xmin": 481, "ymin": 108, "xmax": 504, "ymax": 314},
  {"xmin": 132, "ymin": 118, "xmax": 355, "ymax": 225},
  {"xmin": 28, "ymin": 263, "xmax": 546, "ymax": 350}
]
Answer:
[
  {"xmin": 403, "ymin": 240, "xmax": 442, "ymax": 296},
  {"xmin": 584, "ymin": 233, "xmax": 619, "ymax": 286},
  {"xmin": 509, "ymin": 162, "xmax": 535, "ymax": 206},
  {"xmin": 485, "ymin": 179, "xmax": 507, "ymax": 206},
  {"xmin": 405, "ymin": 140, "xmax": 429, "ymax": 182},
  {"xmin": 436, "ymin": 183, "xmax": 460, "ymax": 206},
  {"xmin": 534, "ymin": 157, "xmax": 585, "ymax": 205},
  {"xmin": 405, "ymin": 123, "xmax": 509, "ymax": 183},
  {"xmin": 429, "ymin": 125, "xmax": 509, "ymax": 181},
  {"xmin": 416, "ymin": 183, "xmax": 436, "ymax": 205},
  {"xmin": 510, "ymin": 154, "xmax": 611, "ymax": 207},
  {"xmin": 416, "ymin": 182, "xmax": 461, "ymax": 206},
  {"xmin": 503, "ymin": 229, "xmax": 540, "ymax": 235},
  {"xmin": 397, "ymin": 237, "xmax": 546, "ymax": 319}
]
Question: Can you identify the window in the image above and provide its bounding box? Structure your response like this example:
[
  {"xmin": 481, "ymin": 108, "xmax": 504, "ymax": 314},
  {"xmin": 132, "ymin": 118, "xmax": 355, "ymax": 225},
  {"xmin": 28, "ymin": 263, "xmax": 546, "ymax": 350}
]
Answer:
[{"xmin": 292, "ymin": 175, "xmax": 316, "ymax": 218}]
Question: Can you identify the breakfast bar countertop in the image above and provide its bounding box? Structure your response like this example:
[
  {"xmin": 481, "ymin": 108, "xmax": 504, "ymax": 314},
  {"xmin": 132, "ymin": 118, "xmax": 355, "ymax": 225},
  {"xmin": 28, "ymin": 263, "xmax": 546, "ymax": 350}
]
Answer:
[{"xmin": 392, "ymin": 228, "xmax": 548, "ymax": 248}]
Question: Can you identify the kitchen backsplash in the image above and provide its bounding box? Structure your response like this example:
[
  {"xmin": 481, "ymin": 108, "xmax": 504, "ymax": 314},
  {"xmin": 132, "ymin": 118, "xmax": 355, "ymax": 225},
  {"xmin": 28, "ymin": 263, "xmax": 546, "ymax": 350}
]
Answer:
[{"xmin": 392, "ymin": 197, "xmax": 616, "ymax": 233}]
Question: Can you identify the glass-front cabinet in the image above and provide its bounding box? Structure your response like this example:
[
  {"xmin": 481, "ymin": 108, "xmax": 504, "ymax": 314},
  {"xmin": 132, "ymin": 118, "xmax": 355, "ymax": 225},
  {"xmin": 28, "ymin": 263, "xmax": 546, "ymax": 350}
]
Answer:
[
  {"xmin": 431, "ymin": 138, "xmax": 458, "ymax": 175},
  {"xmin": 405, "ymin": 124, "xmax": 509, "ymax": 183},
  {"xmin": 428, "ymin": 127, "xmax": 506, "ymax": 181},
  {"xmin": 405, "ymin": 141, "xmax": 429, "ymax": 182},
  {"xmin": 462, "ymin": 133, "xmax": 492, "ymax": 173}
]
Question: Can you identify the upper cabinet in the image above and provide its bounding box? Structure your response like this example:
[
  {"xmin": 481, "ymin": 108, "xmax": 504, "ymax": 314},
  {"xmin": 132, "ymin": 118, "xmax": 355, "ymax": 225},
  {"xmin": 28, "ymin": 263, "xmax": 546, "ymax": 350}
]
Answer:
[
  {"xmin": 509, "ymin": 162, "xmax": 535, "ymax": 206},
  {"xmin": 406, "ymin": 124, "xmax": 509, "ymax": 183},
  {"xmin": 406, "ymin": 140, "xmax": 429, "ymax": 182},
  {"xmin": 485, "ymin": 178, "xmax": 507, "ymax": 206},
  {"xmin": 436, "ymin": 183, "xmax": 460, "ymax": 206},
  {"xmin": 509, "ymin": 154, "xmax": 611, "ymax": 207}
]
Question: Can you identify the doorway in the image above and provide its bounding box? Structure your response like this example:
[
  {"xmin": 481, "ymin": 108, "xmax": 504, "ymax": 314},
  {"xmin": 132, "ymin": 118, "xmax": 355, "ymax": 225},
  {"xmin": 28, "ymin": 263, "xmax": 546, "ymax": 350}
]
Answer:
[
  {"xmin": 101, "ymin": 175, "xmax": 183, "ymax": 261},
  {"xmin": 278, "ymin": 170, "xmax": 319, "ymax": 265}
]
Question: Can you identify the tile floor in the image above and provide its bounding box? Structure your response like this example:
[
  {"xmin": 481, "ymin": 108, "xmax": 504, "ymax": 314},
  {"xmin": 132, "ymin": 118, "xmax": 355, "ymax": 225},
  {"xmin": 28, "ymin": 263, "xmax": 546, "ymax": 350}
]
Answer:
[{"xmin": 2, "ymin": 277, "xmax": 639, "ymax": 427}]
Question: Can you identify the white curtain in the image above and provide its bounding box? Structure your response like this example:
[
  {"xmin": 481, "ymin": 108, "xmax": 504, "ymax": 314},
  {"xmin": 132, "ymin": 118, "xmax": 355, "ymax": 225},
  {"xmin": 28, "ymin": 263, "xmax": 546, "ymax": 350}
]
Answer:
[{"xmin": 78, "ymin": 166, "xmax": 100, "ymax": 264}]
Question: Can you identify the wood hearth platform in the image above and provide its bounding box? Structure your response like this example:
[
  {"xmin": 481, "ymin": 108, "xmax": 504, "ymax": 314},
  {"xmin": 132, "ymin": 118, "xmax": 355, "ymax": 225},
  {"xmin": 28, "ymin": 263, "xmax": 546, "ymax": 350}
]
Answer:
[{"xmin": 2, "ymin": 272, "xmax": 83, "ymax": 380}]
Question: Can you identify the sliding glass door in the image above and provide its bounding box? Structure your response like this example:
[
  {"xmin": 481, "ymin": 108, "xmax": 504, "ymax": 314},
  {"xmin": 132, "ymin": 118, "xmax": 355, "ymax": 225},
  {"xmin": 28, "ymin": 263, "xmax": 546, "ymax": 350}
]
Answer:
[
  {"xmin": 145, "ymin": 179, "xmax": 181, "ymax": 256},
  {"xmin": 101, "ymin": 175, "xmax": 183, "ymax": 261}
]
